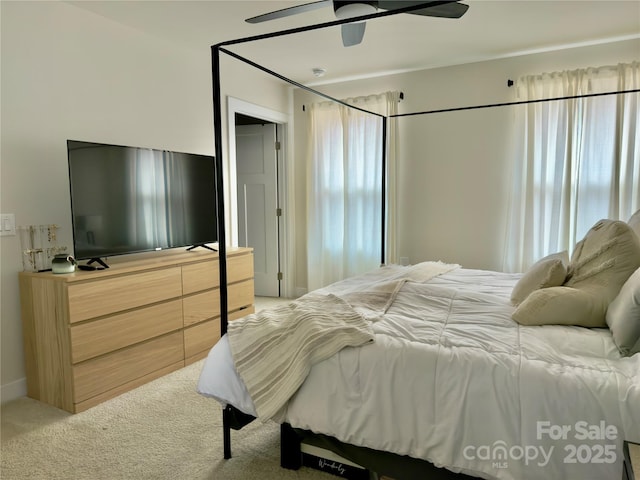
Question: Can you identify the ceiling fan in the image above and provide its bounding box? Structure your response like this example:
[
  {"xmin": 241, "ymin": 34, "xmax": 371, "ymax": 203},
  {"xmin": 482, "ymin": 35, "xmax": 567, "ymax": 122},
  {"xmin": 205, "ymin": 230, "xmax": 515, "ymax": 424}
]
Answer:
[{"xmin": 246, "ymin": 1, "xmax": 469, "ymax": 47}]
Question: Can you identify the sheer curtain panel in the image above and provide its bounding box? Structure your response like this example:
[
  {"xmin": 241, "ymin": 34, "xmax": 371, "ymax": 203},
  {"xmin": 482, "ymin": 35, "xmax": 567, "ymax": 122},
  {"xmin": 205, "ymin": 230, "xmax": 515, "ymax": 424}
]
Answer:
[
  {"xmin": 504, "ymin": 62, "xmax": 639, "ymax": 272},
  {"xmin": 307, "ymin": 92, "xmax": 400, "ymax": 291}
]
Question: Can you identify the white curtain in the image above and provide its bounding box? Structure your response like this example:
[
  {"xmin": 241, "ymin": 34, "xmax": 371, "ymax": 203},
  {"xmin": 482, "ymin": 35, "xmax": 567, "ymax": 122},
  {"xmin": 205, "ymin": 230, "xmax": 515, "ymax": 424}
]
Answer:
[
  {"xmin": 504, "ymin": 62, "xmax": 640, "ymax": 272},
  {"xmin": 307, "ymin": 91, "xmax": 400, "ymax": 291}
]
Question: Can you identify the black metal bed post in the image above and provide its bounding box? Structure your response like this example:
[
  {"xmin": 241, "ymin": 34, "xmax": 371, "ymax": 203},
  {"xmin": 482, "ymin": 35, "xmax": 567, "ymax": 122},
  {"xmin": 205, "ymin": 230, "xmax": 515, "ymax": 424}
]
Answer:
[
  {"xmin": 211, "ymin": 43, "xmax": 232, "ymax": 459},
  {"xmin": 381, "ymin": 117, "xmax": 387, "ymax": 266}
]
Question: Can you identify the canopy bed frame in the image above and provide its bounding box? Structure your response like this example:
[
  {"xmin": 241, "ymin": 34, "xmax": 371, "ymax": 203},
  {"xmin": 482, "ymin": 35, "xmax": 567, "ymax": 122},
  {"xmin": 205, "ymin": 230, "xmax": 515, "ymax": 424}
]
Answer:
[{"xmin": 208, "ymin": 4, "xmax": 639, "ymax": 479}]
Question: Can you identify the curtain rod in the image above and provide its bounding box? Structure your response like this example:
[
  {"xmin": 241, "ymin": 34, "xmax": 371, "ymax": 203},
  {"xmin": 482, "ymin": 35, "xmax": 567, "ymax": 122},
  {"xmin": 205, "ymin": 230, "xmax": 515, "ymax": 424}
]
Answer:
[{"xmin": 302, "ymin": 91, "xmax": 404, "ymax": 111}]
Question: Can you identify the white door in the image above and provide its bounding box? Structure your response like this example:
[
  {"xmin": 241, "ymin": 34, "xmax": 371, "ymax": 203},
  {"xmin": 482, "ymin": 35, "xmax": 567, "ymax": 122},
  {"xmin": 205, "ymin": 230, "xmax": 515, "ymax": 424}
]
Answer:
[{"xmin": 236, "ymin": 124, "xmax": 280, "ymax": 296}]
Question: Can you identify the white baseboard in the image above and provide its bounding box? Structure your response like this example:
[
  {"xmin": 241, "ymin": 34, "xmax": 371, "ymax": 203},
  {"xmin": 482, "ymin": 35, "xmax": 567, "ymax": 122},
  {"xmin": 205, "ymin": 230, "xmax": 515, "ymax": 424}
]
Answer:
[
  {"xmin": 294, "ymin": 287, "xmax": 308, "ymax": 298},
  {"xmin": 1, "ymin": 377, "xmax": 27, "ymax": 404}
]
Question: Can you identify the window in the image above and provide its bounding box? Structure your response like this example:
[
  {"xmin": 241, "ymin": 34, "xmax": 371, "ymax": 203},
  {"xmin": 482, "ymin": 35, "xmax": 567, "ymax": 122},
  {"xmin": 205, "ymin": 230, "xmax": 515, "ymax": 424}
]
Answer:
[
  {"xmin": 504, "ymin": 62, "xmax": 639, "ymax": 272},
  {"xmin": 306, "ymin": 92, "xmax": 400, "ymax": 290}
]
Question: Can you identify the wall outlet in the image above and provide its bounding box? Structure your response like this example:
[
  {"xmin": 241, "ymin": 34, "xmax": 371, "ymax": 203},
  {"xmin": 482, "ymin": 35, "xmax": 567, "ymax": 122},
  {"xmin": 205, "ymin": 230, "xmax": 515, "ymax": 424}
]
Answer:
[
  {"xmin": 0, "ymin": 214, "xmax": 16, "ymax": 236},
  {"xmin": 400, "ymin": 256, "xmax": 410, "ymax": 266}
]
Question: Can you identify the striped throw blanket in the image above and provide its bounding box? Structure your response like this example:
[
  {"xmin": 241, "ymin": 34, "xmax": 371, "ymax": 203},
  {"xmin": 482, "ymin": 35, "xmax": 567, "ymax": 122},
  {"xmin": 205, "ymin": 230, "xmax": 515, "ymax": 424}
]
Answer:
[{"xmin": 227, "ymin": 293, "xmax": 375, "ymax": 420}]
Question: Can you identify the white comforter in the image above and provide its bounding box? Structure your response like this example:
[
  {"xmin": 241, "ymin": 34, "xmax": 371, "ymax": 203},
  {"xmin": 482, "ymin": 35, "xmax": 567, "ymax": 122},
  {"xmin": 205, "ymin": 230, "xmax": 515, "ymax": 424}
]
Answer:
[{"xmin": 198, "ymin": 265, "xmax": 640, "ymax": 480}]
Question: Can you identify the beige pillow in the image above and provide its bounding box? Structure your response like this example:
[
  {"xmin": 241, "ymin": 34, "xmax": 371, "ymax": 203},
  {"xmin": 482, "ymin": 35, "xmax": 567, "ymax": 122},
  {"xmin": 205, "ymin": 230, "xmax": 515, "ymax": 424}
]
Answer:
[
  {"xmin": 513, "ymin": 219, "xmax": 640, "ymax": 327},
  {"xmin": 510, "ymin": 251, "xmax": 569, "ymax": 306},
  {"xmin": 513, "ymin": 286, "xmax": 601, "ymax": 327},
  {"xmin": 606, "ymin": 267, "xmax": 640, "ymax": 356}
]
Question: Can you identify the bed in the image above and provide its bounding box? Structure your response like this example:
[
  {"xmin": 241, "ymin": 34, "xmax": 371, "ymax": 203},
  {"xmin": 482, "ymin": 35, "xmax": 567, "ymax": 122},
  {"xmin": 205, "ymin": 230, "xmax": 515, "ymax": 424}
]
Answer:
[
  {"xmin": 197, "ymin": 217, "xmax": 640, "ymax": 480},
  {"xmin": 204, "ymin": 9, "xmax": 640, "ymax": 478}
]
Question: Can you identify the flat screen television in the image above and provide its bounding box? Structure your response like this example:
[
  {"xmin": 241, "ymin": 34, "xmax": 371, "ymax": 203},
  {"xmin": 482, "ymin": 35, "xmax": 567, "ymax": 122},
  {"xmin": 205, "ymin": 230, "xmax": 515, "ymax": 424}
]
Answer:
[{"xmin": 67, "ymin": 140, "xmax": 217, "ymax": 266}]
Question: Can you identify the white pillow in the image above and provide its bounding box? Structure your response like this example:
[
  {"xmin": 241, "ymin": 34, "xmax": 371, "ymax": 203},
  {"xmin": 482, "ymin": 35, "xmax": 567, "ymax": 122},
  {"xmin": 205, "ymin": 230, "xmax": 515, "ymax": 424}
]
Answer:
[
  {"xmin": 606, "ymin": 267, "xmax": 640, "ymax": 356},
  {"xmin": 510, "ymin": 251, "xmax": 569, "ymax": 306}
]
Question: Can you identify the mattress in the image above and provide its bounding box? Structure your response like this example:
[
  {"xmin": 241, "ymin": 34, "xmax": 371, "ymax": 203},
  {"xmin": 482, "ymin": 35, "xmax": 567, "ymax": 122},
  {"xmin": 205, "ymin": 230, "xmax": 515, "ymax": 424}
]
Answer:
[{"xmin": 197, "ymin": 265, "xmax": 640, "ymax": 480}]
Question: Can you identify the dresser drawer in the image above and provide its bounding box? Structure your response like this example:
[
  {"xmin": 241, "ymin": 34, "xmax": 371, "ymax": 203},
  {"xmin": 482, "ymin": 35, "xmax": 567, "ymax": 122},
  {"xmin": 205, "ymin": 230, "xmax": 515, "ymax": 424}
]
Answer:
[
  {"xmin": 182, "ymin": 260, "xmax": 219, "ymax": 295},
  {"xmin": 227, "ymin": 253, "xmax": 254, "ymax": 284},
  {"xmin": 73, "ymin": 331, "xmax": 184, "ymax": 403},
  {"xmin": 183, "ymin": 286, "xmax": 255, "ymax": 327},
  {"xmin": 70, "ymin": 300, "xmax": 183, "ymax": 363},
  {"xmin": 184, "ymin": 319, "xmax": 220, "ymax": 360},
  {"xmin": 228, "ymin": 279, "xmax": 254, "ymax": 312},
  {"xmin": 229, "ymin": 305, "xmax": 255, "ymax": 321},
  {"xmin": 182, "ymin": 253, "xmax": 254, "ymax": 295},
  {"xmin": 183, "ymin": 290, "xmax": 220, "ymax": 327},
  {"xmin": 67, "ymin": 268, "xmax": 183, "ymax": 323}
]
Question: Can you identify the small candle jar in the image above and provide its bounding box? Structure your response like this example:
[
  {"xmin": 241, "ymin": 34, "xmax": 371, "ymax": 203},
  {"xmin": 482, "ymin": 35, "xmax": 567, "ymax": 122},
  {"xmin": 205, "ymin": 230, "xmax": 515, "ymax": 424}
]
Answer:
[{"xmin": 51, "ymin": 254, "xmax": 76, "ymax": 274}]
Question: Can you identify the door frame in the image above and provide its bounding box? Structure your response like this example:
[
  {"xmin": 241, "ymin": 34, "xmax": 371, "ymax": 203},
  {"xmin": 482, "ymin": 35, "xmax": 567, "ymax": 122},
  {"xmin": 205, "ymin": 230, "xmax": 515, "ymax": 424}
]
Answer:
[{"xmin": 227, "ymin": 96, "xmax": 293, "ymax": 298}]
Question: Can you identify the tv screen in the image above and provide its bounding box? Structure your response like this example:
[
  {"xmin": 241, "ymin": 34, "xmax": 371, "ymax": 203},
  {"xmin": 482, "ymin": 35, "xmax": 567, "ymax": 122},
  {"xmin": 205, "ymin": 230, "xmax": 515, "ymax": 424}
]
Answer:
[{"xmin": 67, "ymin": 140, "xmax": 217, "ymax": 262}]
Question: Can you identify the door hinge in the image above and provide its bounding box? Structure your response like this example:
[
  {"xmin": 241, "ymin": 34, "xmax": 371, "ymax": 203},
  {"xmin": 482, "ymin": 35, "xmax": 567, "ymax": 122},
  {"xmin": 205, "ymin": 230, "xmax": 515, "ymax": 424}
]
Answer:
[
  {"xmin": 276, "ymin": 208, "xmax": 282, "ymax": 217},
  {"xmin": 277, "ymin": 272, "xmax": 283, "ymax": 281},
  {"xmin": 275, "ymin": 141, "xmax": 281, "ymax": 151}
]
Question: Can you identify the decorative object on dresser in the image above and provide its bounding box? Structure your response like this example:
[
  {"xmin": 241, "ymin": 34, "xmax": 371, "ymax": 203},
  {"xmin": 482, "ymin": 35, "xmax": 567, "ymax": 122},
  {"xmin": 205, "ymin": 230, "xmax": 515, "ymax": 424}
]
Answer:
[
  {"xmin": 18, "ymin": 224, "xmax": 67, "ymax": 272},
  {"xmin": 51, "ymin": 254, "xmax": 77, "ymax": 274},
  {"xmin": 19, "ymin": 247, "xmax": 254, "ymax": 413}
]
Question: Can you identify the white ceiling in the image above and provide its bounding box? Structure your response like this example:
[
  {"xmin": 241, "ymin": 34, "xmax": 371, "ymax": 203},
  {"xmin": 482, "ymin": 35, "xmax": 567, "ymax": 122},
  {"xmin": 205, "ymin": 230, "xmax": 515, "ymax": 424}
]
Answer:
[{"xmin": 69, "ymin": 0, "xmax": 640, "ymax": 85}]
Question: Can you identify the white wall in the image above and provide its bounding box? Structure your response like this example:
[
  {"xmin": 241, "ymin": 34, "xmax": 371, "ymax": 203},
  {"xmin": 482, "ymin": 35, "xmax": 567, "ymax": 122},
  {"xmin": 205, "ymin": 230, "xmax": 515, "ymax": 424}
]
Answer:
[
  {"xmin": 293, "ymin": 38, "xmax": 640, "ymax": 292},
  {"xmin": 0, "ymin": 1, "xmax": 290, "ymax": 400}
]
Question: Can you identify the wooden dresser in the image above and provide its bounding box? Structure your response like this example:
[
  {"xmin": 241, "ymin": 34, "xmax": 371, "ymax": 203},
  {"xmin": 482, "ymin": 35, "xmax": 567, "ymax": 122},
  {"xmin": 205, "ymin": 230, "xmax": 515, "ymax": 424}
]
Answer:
[{"xmin": 19, "ymin": 247, "xmax": 254, "ymax": 413}]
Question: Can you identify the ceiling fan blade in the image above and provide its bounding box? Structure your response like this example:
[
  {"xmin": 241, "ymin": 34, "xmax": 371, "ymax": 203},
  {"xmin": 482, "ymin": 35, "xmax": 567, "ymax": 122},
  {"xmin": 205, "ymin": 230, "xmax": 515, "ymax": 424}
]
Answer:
[
  {"xmin": 378, "ymin": 1, "xmax": 468, "ymax": 19},
  {"xmin": 341, "ymin": 22, "xmax": 366, "ymax": 47},
  {"xmin": 412, "ymin": 2, "xmax": 468, "ymax": 19},
  {"xmin": 246, "ymin": 0, "xmax": 331, "ymax": 23}
]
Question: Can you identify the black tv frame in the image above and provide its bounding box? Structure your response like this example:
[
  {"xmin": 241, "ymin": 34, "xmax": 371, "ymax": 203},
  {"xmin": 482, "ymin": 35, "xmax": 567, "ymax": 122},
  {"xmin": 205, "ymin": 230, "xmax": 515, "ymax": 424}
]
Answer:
[{"xmin": 67, "ymin": 139, "xmax": 218, "ymax": 268}]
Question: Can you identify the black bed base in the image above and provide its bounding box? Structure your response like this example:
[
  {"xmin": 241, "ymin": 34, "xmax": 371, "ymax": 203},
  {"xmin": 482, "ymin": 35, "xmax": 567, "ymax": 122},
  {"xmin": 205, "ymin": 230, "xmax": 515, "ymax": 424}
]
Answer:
[
  {"xmin": 282, "ymin": 423, "xmax": 479, "ymax": 480},
  {"xmin": 281, "ymin": 423, "xmax": 368, "ymax": 479},
  {"xmin": 222, "ymin": 405, "xmax": 478, "ymax": 480}
]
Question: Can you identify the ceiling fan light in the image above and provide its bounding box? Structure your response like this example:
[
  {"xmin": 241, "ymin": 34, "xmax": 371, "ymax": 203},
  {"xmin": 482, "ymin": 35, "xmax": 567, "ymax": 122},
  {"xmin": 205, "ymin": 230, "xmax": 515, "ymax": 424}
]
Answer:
[{"xmin": 334, "ymin": 1, "xmax": 377, "ymax": 20}]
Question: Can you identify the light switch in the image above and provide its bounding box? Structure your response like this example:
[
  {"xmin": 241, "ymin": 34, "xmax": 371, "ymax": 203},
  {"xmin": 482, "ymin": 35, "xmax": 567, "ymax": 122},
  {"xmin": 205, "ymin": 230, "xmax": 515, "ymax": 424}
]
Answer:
[{"xmin": 0, "ymin": 214, "xmax": 16, "ymax": 236}]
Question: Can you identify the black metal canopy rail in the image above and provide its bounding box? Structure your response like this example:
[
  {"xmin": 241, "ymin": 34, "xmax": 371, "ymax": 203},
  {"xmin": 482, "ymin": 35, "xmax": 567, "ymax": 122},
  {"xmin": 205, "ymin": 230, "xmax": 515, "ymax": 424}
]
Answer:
[
  {"xmin": 210, "ymin": 1, "xmax": 639, "ymax": 461},
  {"xmin": 391, "ymin": 88, "xmax": 640, "ymax": 117}
]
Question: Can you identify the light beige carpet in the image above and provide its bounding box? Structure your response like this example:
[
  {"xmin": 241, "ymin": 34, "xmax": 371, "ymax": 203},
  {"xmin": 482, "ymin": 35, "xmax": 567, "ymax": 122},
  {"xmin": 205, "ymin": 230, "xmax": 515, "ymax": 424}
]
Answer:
[{"xmin": 1, "ymin": 359, "xmax": 333, "ymax": 480}]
